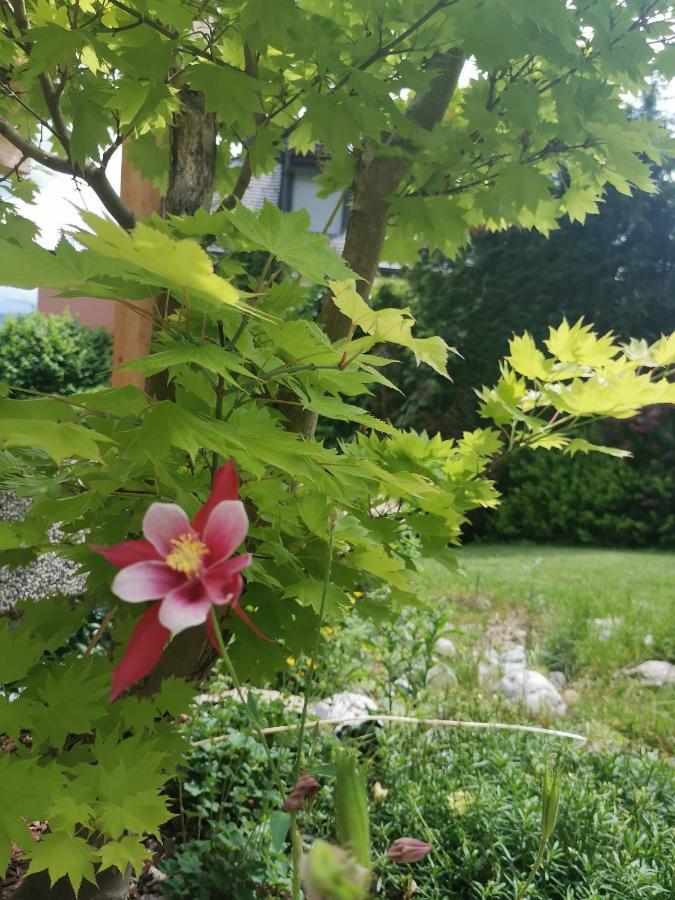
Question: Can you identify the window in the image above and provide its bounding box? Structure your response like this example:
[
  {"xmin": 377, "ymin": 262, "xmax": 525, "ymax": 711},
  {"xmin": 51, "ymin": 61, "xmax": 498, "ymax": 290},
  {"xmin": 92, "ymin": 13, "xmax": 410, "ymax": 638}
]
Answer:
[{"xmin": 289, "ymin": 174, "xmax": 344, "ymax": 235}]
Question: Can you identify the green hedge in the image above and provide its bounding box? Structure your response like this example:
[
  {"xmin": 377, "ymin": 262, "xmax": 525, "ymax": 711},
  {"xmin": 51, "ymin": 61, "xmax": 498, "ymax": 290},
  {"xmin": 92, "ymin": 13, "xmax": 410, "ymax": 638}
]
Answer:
[
  {"xmin": 0, "ymin": 310, "xmax": 111, "ymax": 395},
  {"xmin": 470, "ymin": 446, "xmax": 675, "ymax": 548}
]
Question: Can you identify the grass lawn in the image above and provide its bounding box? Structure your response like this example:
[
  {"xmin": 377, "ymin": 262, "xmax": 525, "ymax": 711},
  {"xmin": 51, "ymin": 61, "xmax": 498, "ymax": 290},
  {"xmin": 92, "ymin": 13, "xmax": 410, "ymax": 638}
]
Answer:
[{"xmin": 427, "ymin": 544, "xmax": 675, "ymax": 752}]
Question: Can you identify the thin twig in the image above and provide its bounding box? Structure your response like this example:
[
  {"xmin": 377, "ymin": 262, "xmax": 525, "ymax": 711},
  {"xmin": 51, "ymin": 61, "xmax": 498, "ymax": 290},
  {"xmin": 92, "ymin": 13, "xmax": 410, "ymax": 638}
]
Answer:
[
  {"xmin": 83, "ymin": 605, "xmax": 118, "ymax": 657},
  {"xmin": 193, "ymin": 714, "xmax": 587, "ymax": 747}
]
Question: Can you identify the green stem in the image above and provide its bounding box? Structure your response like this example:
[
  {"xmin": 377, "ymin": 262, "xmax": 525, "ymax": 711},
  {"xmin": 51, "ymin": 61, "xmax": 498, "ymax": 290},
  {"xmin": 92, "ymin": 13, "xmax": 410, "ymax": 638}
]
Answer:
[
  {"xmin": 515, "ymin": 839, "xmax": 548, "ymax": 900},
  {"xmin": 208, "ymin": 608, "xmax": 285, "ymax": 794},
  {"xmin": 293, "ymin": 510, "xmax": 336, "ymax": 780},
  {"xmin": 290, "ymin": 814, "xmax": 303, "ymax": 900}
]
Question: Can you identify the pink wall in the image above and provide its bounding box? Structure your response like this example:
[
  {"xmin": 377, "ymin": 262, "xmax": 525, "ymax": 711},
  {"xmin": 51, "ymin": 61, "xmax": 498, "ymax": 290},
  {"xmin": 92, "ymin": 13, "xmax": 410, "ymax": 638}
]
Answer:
[{"xmin": 37, "ymin": 288, "xmax": 115, "ymax": 331}]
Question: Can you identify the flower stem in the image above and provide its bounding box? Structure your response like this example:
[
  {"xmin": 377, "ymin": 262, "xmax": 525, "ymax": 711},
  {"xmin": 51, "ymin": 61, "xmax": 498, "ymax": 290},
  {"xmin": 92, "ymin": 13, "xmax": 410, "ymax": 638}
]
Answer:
[
  {"xmin": 289, "ymin": 813, "xmax": 303, "ymax": 900},
  {"xmin": 515, "ymin": 840, "xmax": 547, "ymax": 900},
  {"xmin": 208, "ymin": 608, "xmax": 284, "ymax": 794},
  {"xmin": 293, "ymin": 510, "xmax": 336, "ymax": 780}
]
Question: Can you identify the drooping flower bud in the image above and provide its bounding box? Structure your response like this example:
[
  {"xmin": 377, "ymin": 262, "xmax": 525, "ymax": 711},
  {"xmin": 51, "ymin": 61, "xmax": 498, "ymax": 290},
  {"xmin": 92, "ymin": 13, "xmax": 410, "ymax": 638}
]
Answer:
[
  {"xmin": 283, "ymin": 775, "xmax": 321, "ymax": 812},
  {"xmin": 387, "ymin": 838, "xmax": 432, "ymax": 864}
]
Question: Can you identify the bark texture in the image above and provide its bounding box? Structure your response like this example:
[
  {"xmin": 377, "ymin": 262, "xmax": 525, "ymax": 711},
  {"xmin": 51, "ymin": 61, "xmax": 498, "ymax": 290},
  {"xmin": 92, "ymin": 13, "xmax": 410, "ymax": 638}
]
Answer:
[{"xmin": 165, "ymin": 89, "xmax": 217, "ymax": 216}]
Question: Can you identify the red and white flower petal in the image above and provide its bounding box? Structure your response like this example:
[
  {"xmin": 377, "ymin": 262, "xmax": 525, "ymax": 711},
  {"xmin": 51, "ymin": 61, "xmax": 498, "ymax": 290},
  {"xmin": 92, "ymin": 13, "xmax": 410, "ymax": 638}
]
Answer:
[
  {"xmin": 112, "ymin": 561, "xmax": 184, "ymax": 602},
  {"xmin": 110, "ymin": 603, "xmax": 171, "ymax": 701},
  {"xmin": 205, "ymin": 571, "xmax": 244, "ymax": 608},
  {"xmin": 205, "ymin": 553, "xmax": 252, "ymax": 584},
  {"xmin": 203, "ymin": 500, "xmax": 248, "ymax": 564},
  {"xmin": 192, "ymin": 460, "xmax": 239, "ymax": 534},
  {"xmin": 92, "ymin": 538, "xmax": 160, "ymax": 569},
  {"xmin": 158, "ymin": 579, "xmax": 212, "ymax": 633},
  {"xmin": 143, "ymin": 503, "xmax": 194, "ymax": 556}
]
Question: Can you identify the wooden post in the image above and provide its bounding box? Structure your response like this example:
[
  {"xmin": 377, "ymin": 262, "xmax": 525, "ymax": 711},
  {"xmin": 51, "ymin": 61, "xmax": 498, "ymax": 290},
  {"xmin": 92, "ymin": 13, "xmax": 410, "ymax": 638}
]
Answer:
[{"xmin": 111, "ymin": 150, "xmax": 161, "ymax": 388}]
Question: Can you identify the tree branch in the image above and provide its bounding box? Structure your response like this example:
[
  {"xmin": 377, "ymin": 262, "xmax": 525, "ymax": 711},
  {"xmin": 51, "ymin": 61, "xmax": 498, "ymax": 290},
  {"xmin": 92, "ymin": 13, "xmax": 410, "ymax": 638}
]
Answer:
[{"xmin": 0, "ymin": 114, "xmax": 136, "ymax": 229}]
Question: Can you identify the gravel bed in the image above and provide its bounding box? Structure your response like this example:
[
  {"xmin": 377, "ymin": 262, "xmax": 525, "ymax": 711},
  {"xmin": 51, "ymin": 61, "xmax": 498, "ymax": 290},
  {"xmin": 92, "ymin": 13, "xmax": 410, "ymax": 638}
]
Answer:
[{"xmin": 0, "ymin": 492, "xmax": 86, "ymax": 612}]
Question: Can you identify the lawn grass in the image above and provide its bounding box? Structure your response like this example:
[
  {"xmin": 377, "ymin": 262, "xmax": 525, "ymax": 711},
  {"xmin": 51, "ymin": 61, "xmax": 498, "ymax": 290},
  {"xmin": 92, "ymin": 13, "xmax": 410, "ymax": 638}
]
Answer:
[{"xmin": 425, "ymin": 544, "xmax": 675, "ymax": 752}]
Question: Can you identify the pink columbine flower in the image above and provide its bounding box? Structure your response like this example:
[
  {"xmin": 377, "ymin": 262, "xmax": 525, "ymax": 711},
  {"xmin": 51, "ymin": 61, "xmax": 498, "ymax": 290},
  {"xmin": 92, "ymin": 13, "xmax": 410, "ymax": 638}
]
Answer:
[
  {"xmin": 387, "ymin": 838, "xmax": 432, "ymax": 864},
  {"xmin": 93, "ymin": 461, "xmax": 264, "ymax": 700}
]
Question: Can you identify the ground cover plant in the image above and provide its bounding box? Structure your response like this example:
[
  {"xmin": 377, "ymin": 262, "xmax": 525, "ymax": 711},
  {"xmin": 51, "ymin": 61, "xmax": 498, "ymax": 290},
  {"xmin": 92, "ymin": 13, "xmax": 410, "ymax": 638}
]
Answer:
[{"xmin": 1, "ymin": 1, "xmax": 675, "ymax": 897}]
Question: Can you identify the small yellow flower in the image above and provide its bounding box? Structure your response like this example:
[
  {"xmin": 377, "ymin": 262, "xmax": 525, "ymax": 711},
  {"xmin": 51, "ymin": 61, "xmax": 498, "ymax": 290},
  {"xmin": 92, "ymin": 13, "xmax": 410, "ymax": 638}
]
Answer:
[
  {"xmin": 352, "ymin": 590, "xmax": 364, "ymax": 598},
  {"xmin": 286, "ymin": 656, "xmax": 296, "ymax": 667},
  {"xmin": 447, "ymin": 789, "xmax": 474, "ymax": 816}
]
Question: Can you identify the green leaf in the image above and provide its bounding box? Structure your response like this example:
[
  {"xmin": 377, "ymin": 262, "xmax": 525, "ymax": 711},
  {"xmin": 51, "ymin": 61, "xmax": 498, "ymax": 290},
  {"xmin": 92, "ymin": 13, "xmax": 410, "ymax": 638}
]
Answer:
[
  {"xmin": 331, "ymin": 280, "xmax": 452, "ymax": 376},
  {"xmin": 270, "ymin": 811, "xmax": 291, "ymax": 852},
  {"xmin": 97, "ymin": 786, "xmax": 172, "ymax": 839},
  {"xmin": 121, "ymin": 343, "xmax": 253, "ymax": 382},
  {"xmin": 98, "ymin": 835, "xmax": 148, "ymax": 876},
  {"xmin": 34, "ymin": 660, "xmax": 110, "ymax": 746},
  {"xmin": 0, "ymin": 419, "xmax": 112, "ymax": 462},
  {"xmin": 564, "ymin": 438, "xmax": 632, "ymax": 458},
  {"xmin": 507, "ymin": 332, "xmax": 553, "ymax": 380},
  {"xmin": 284, "ymin": 578, "xmax": 347, "ymax": 616},
  {"xmin": 74, "ymin": 214, "xmax": 244, "ymax": 314},
  {"xmin": 227, "ymin": 201, "xmax": 354, "ymax": 283},
  {"xmin": 0, "ymin": 621, "xmax": 43, "ymax": 682},
  {"xmin": 185, "ymin": 63, "xmax": 262, "ymax": 127},
  {"xmin": 27, "ymin": 833, "xmax": 97, "ymax": 895}
]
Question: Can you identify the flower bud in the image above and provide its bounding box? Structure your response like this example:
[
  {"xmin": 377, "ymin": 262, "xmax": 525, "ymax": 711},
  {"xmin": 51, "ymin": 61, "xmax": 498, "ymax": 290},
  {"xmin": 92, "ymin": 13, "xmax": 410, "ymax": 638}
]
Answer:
[
  {"xmin": 541, "ymin": 754, "xmax": 563, "ymax": 842},
  {"xmin": 283, "ymin": 775, "xmax": 321, "ymax": 812},
  {"xmin": 334, "ymin": 748, "xmax": 371, "ymax": 868},
  {"xmin": 387, "ymin": 838, "xmax": 432, "ymax": 864},
  {"xmin": 302, "ymin": 840, "xmax": 370, "ymax": 900}
]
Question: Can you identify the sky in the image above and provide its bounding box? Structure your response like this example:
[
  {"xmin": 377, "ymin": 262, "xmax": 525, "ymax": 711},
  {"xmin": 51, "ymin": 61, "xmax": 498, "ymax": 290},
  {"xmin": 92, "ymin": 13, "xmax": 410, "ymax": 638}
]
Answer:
[{"xmin": 0, "ymin": 150, "xmax": 122, "ymax": 319}]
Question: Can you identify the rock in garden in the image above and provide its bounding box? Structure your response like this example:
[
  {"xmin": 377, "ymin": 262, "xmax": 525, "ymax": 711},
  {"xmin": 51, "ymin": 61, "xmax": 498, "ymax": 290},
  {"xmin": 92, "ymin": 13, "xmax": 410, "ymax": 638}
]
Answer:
[
  {"xmin": 309, "ymin": 691, "xmax": 378, "ymax": 725},
  {"xmin": 548, "ymin": 670, "xmax": 567, "ymax": 691},
  {"xmin": 615, "ymin": 660, "xmax": 675, "ymax": 687},
  {"xmin": 433, "ymin": 636, "xmax": 456, "ymax": 658},
  {"xmin": 499, "ymin": 669, "xmax": 567, "ymax": 716},
  {"xmin": 477, "ymin": 644, "xmax": 527, "ymax": 684}
]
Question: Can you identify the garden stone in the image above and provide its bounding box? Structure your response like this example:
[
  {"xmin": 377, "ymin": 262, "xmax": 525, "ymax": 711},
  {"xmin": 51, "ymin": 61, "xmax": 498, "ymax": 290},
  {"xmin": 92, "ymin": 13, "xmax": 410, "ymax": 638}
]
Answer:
[
  {"xmin": 615, "ymin": 660, "xmax": 675, "ymax": 687},
  {"xmin": 502, "ymin": 645, "xmax": 526, "ymax": 672},
  {"xmin": 548, "ymin": 670, "xmax": 567, "ymax": 690},
  {"xmin": 309, "ymin": 690, "xmax": 378, "ymax": 725},
  {"xmin": 433, "ymin": 636, "xmax": 456, "ymax": 658},
  {"xmin": 499, "ymin": 669, "xmax": 567, "ymax": 716},
  {"xmin": 477, "ymin": 644, "xmax": 527, "ymax": 684},
  {"xmin": 426, "ymin": 662, "xmax": 458, "ymax": 690}
]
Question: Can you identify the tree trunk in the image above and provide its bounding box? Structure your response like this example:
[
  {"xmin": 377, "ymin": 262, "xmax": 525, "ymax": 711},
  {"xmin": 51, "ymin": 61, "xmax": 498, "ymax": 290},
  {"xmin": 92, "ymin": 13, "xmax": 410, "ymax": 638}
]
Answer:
[{"xmin": 298, "ymin": 50, "xmax": 465, "ymax": 438}]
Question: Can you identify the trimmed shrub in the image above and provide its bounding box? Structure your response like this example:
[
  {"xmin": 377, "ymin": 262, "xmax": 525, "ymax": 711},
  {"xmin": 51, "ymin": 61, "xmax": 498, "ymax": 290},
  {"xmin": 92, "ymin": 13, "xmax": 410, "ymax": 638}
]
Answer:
[{"xmin": 0, "ymin": 310, "xmax": 111, "ymax": 395}]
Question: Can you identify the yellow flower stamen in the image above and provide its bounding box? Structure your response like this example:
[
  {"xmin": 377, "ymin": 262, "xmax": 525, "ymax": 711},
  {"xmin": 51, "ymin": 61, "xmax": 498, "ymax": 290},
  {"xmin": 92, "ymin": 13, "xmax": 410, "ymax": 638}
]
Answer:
[{"xmin": 166, "ymin": 533, "xmax": 209, "ymax": 577}]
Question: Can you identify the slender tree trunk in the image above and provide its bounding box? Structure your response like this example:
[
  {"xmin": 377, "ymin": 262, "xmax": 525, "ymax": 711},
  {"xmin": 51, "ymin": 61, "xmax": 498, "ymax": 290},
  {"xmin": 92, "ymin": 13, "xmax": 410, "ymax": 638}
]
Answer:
[{"xmin": 299, "ymin": 50, "xmax": 465, "ymax": 438}]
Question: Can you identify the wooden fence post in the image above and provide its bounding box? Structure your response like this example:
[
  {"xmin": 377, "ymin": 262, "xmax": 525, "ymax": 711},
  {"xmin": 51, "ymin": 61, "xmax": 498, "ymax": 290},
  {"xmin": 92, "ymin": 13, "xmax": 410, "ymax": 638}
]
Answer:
[{"xmin": 111, "ymin": 150, "xmax": 161, "ymax": 388}]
